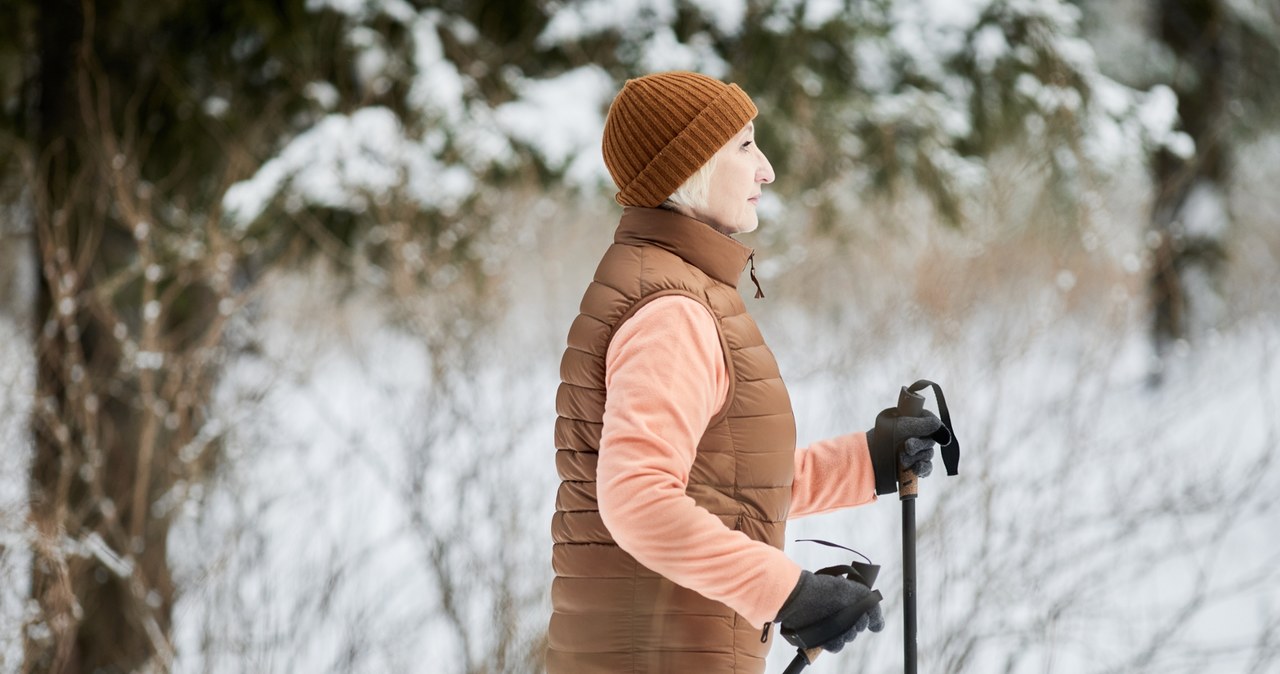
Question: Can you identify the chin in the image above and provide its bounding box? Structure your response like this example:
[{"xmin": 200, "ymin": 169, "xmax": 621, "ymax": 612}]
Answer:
[{"xmin": 707, "ymin": 211, "xmax": 759, "ymax": 236}]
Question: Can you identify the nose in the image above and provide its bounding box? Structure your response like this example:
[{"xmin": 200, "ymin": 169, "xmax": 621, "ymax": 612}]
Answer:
[{"xmin": 756, "ymin": 147, "xmax": 775, "ymax": 184}]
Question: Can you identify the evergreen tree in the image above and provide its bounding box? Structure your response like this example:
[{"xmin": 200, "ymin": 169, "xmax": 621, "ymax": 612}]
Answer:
[{"xmin": 1146, "ymin": 0, "xmax": 1279, "ymax": 369}]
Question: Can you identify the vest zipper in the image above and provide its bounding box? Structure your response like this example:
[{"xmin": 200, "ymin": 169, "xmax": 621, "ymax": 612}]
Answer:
[
  {"xmin": 760, "ymin": 621, "xmax": 771, "ymax": 643},
  {"xmin": 748, "ymin": 252, "xmax": 765, "ymax": 299}
]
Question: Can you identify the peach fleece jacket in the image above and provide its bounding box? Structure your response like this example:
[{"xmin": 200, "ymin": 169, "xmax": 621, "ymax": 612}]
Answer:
[{"xmin": 597, "ymin": 295, "xmax": 878, "ymax": 629}]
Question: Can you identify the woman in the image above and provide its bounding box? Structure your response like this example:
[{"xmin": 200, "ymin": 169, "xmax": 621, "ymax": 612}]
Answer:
[{"xmin": 548, "ymin": 71, "xmax": 940, "ymax": 673}]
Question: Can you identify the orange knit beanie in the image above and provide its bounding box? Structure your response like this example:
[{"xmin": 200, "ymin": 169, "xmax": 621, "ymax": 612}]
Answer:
[{"xmin": 602, "ymin": 71, "xmax": 758, "ymax": 208}]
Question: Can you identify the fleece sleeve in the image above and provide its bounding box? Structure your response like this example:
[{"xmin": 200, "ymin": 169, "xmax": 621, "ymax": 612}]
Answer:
[
  {"xmin": 789, "ymin": 432, "xmax": 878, "ymax": 518},
  {"xmin": 596, "ymin": 295, "xmax": 802, "ymax": 628}
]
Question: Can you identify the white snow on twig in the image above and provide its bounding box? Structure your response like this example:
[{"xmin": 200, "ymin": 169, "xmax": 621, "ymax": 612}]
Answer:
[{"xmin": 75, "ymin": 532, "xmax": 134, "ymax": 578}]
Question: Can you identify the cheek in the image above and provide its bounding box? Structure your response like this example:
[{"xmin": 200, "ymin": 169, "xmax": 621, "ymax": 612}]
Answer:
[{"xmin": 729, "ymin": 163, "xmax": 753, "ymax": 195}]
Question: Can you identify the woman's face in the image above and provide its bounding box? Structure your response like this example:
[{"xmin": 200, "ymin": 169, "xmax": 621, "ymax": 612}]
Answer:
[{"xmin": 698, "ymin": 122, "xmax": 775, "ymax": 236}]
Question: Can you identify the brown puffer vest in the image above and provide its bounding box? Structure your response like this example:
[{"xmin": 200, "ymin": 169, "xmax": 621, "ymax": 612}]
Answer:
[{"xmin": 548, "ymin": 207, "xmax": 797, "ymax": 673}]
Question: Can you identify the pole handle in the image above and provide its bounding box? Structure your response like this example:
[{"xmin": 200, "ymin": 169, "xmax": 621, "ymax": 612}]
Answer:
[
  {"xmin": 781, "ymin": 647, "xmax": 822, "ymax": 674},
  {"xmin": 780, "ymin": 645, "xmax": 825, "ymax": 674},
  {"xmin": 897, "ymin": 385, "xmax": 926, "ymax": 416},
  {"xmin": 896, "ymin": 386, "xmax": 925, "ymax": 499},
  {"xmin": 897, "ymin": 462, "xmax": 918, "ymax": 498}
]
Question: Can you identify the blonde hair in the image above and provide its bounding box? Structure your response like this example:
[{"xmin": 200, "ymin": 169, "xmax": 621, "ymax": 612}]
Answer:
[{"xmin": 662, "ymin": 154, "xmax": 719, "ymax": 214}]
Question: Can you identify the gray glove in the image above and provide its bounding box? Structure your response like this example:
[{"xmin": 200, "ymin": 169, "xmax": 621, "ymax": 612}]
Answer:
[
  {"xmin": 867, "ymin": 410, "xmax": 942, "ymax": 489},
  {"xmin": 775, "ymin": 571, "xmax": 885, "ymax": 653}
]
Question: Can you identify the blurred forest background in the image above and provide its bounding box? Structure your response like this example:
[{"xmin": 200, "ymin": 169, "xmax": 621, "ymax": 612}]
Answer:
[{"xmin": 1, "ymin": 0, "xmax": 1279, "ymax": 673}]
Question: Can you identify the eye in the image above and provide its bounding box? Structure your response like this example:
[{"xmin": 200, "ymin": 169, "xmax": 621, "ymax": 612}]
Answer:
[{"xmin": 740, "ymin": 140, "xmax": 754, "ymax": 150}]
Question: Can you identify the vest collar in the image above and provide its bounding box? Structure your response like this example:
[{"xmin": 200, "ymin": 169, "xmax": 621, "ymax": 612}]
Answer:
[{"xmin": 615, "ymin": 207, "xmax": 753, "ymax": 289}]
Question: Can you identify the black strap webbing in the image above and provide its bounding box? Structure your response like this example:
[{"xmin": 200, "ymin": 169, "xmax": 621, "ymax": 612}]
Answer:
[{"xmin": 908, "ymin": 379, "xmax": 960, "ymax": 476}]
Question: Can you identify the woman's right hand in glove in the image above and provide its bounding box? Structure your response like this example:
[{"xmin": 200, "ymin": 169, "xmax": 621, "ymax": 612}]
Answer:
[{"xmin": 774, "ymin": 570, "xmax": 886, "ymax": 653}]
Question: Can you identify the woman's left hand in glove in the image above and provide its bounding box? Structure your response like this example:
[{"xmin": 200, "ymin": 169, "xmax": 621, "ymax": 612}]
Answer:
[{"xmin": 867, "ymin": 410, "xmax": 942, "ymax": 493}]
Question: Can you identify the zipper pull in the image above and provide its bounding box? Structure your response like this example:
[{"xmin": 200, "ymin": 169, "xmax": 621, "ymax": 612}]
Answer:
[
  {"xmin": 748, "ymin": 252, "xmax": 765, "ymax": 299},
  {"xmin": 760, "ymin": 621, "xmax": 771, "ymax": 643}
]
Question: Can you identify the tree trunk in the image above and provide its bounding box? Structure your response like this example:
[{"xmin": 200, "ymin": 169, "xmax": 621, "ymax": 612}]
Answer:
[
  {"xmin": 1149, "ymin": 0, "xmax": 1232, "ymax": 369},
  {"xmin": 25, "ymin": 1, "xmax": 192, "ymax": 671}
]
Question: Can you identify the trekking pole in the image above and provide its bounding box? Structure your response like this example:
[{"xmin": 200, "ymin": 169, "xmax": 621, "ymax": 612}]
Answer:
[
  {"xmin": 896, "ymin": 386, "xmax": 925, "ymax": 674},
  {"xmin": 780, "ymin": 382, "xmax": 958, "ymax": 674},
  {"xmin": 891, "ymin": 381, "xmax": 960, "ymax": 674}
]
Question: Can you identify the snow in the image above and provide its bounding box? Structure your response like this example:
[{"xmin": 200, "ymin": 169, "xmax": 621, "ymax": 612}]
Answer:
[
  {"xmin": 0, "ymin": 303, "xmax": 31, "ymax": 669},
  {"xmin": 918, "ymin": 0, "xmax": 985, "ymax": 31},
  {"xmin": 407, "ymin": 12, "xmax": 467, "ymax": 123},
  {"xmin": 1052, "ymin": 34, "xmax": 1099, "ymax": 72},
  {"xmin": 537, "ymin": 0, "xmax": 733, "ymax": 75},
  {"xmin": 1178, "ymin": 181, "xmax": 1231, "ymax": 239},
  {"xmin": 221, "ymin": 108, "xmax": 475, "ymax": 228},
  {"xmin": 972, "ymin": 24, "xmax": 1010, "ymax": 73},
  {"xmin": 235, "ymin": 0, "xmax": 1184, "ymax": 232},
  {"xmin": 78, "ymin": 532, "xmax": 134, "ymax": 578},
  {"xmin": 348, "ymin": 26, "xmax": 392, "ymax": 95},
  {"xmin": 305, "ymin": 0, "xmax": 364, "ymax": 14},
  {"xmin": 306, "ymin": 0, "xmax": 416, "ymax": 23},
  {"xmin": 494, "ymin": 66, "xmax": 614, "ymax": 175},
  {"xmin": 537, "ymin": 0, "xmax": 679, "ymax": 46},
  {"xmin": 834, "ymin": 0, "xmax": 1183, "ymax": 202},
  {"xmin": 854, "ymin": 39, "xmax": 895, "ymax": 94},
  {"xmin": 201, "ymin": 96, "xmax": 229, "ymax": 119},
  {"xmin": 764, "ymin": 260, "xmax": 1280, "ymax": 673},
  {"xmin": 161, "ymin": 257, "xmax": 567, "ymax": 673},
  {"xmin": 1139, "ymin": 84, "xmax": 1196, "ymax": 159},
  {"xmin": 637, "ymin": 26, "xmax": 730, "ymax": 76},
  {"xmin": 765, "ymin": 0, "xmax": 847, "ymax": 29},
  {"xmin": 686, "ymin": 0, "xmax": 746, "ymax": 34},
  {"xmin": 1074, "ymin": 79, "xmax": 1193, "ymax": 171}
]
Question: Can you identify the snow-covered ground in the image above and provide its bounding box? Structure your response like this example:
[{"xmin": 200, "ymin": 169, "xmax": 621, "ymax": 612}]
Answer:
[
  {"xmin": 4, "ymin": 158, "xmax": 1280, "ymax": 673},
  {"xmin": 0, "ymin": 306, "xmax": 33, "ymax": 672},
  {"xmin": 3, "ymin": 170, "xmax": 1280, "ymax": 672}
]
